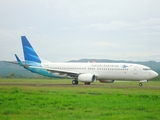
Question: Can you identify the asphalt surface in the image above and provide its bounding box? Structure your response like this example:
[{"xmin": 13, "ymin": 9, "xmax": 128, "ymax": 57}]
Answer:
[{"xmin": 0, "ymin": 82, "xmax": 160, "ymax": 89}]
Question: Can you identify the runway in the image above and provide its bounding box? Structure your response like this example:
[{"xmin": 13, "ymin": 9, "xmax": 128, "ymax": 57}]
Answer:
[
  {"xmin": 0, "ymin": 82, "xmax": 160, "ymax": 89},
  {"xmin": 0, "ymin": 82, "xmax": 73, "ymax": 86}
]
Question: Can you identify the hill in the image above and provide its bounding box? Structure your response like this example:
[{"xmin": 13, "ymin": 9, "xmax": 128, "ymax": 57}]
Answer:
[{"xmin": 0, "ymin": 61, "xmax": 42, "ymax": 78}]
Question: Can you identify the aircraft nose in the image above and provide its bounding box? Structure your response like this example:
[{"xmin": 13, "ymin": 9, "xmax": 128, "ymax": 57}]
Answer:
[{"xmin": 152, "ymin": 71, "xmax": 158, "ymax": 78}]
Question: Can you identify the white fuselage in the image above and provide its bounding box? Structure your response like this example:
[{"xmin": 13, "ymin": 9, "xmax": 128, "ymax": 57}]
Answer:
[{"xmin": 41, "ymin": 62, "xmax": 158, "ymax": 81}]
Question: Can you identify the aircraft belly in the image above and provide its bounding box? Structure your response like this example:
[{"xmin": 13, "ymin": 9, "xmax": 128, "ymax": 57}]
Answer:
[{"xmin": 96, "ymin": 71, "xmax": 133, "ymax": 80}]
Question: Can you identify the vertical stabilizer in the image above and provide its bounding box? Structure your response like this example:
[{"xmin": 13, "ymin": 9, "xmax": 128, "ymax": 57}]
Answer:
[{"xmin": 21, "ymin": 36, "xmax": 41, "ymax": 65}]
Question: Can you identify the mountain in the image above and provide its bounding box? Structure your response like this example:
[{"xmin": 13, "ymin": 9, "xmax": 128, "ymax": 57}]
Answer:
[
  {"xmin": 0, "ymin": 59, "xmax": 160, "ymax": 77},
  {"xmin": 0, "ymin": 61, "xmax": 42, "ymax": 77}
]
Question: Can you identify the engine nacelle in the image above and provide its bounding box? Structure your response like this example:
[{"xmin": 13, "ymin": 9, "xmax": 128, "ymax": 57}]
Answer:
[
  {"xmin": 78, "ymin": 74, "xmax": 96, "ymax": 82},
  {"xmin": 99, "ymin": 80, "xmax": 115, "ymax": 83}
]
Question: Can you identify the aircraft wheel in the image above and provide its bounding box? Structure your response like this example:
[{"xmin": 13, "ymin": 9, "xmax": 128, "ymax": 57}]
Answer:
[
  {"xmin": 139, "ymin": 83, "xmax": 142, "ymax": 87},
  {"xmin": 72, "ymin": 80, "xmax": 78, "ymax": 85},
  {"xmin": 84, "ymin": 82, "xmax": 91, "ymax": 85}
]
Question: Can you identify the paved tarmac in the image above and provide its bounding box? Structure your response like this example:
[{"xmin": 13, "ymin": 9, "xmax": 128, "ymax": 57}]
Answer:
[{"xmin": 0, "ymin": 82, "xmax": 160, "ymax": 89}]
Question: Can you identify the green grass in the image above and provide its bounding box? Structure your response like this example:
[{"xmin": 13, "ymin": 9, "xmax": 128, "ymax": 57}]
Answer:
[{"xmin": 0, "ymin": 78, "xmax": 160, "ymax": 120}]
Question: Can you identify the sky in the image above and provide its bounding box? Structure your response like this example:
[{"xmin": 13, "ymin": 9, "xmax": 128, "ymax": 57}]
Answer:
[{"xmin": 1, "ymin": 0, "xmax": 160, "ymax": 62}]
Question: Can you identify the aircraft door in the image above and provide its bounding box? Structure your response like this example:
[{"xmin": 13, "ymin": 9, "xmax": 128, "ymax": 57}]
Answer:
[{"xmin": 134, "ymin": 66, "xmax": 138, "ymax": 75}]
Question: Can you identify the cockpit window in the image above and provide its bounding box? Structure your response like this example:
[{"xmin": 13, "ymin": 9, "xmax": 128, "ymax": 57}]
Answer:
[{"xmin": 143, "ymin": 68, "xmax": 151, "ymax": 71}]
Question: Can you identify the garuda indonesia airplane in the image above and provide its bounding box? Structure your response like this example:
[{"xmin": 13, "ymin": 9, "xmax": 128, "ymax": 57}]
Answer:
[{"xmin": 8, "ymin": 36, "xmax": 158, "ymax": 86}]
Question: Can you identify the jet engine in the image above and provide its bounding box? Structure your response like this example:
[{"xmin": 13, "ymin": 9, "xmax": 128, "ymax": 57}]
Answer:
[
  {"xmin": 99, "ymin": 80, "xmax": 115, "ymax": 83},
  {"xmin": 78, "ymin": 74, "xmax": 96, "ymax": 82}
]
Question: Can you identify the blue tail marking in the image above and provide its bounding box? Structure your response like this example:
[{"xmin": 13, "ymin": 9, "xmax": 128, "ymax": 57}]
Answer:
[{"xmin": 21, "ymin": 36, "xmax": 41, "ymax": 65}]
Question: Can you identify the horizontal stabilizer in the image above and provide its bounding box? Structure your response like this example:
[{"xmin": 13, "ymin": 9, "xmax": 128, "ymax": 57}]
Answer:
[{"xmin": 3, "ymin": 61, "xmax": 18, "ymax": 64}]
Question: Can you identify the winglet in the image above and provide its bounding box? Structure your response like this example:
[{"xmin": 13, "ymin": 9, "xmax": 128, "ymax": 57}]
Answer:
[
  {"xmin": 15, "ymin": 54, "xmax": 23, "ymax": 66},
  {"xmin": 21, "ymin": 36, "xmax": 41, "ymax": 66}
]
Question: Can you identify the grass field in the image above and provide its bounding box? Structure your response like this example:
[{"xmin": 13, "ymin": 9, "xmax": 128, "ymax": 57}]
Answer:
[{"xmin": 0, "ymin": 78, "xmax": 160, "ymax": 120}]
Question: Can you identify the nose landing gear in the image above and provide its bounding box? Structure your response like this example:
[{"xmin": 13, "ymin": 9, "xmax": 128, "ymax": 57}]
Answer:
[{"xmin": 139, "ymin": 80, "xmax": 148, "ymax": 86}]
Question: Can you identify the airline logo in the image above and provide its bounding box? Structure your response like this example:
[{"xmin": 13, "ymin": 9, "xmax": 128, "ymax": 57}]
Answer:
[{"xmin": 122, "ymin": 65, "xmax": 128, "ymax": 69}]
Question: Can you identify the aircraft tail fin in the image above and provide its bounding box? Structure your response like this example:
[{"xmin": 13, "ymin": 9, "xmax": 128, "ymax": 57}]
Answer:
[{"xmin": 21, "ymin": 36, "xmax": 41, "ymax": 66}]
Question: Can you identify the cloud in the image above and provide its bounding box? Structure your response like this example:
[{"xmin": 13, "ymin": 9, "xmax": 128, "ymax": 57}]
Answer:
[
  {"xmin": 84, "ymin": 21, "xmax": 133, "ymax": 30},
  {"xmin": 62, "ymin": 18, "xmax": 160, "ymax": 31},
  {"xmin": 92, "ymin": 42, "xmax": 118, "ymax": 47},
  {"xmin": 138, "ymin": 18, "xmax": 160, "ymax": 30},
  {"xmin": 1, "ymin": 0, "xmax": 160, "ymax": 62}
]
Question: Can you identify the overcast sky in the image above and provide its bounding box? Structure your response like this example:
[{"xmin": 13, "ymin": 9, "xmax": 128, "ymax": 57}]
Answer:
[{"xmin": 1, "ymin": 0, "xmax": 160, "ymax": 62}]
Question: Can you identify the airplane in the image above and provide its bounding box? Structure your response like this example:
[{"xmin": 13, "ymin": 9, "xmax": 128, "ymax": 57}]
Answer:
[{"xmin": 6, "ymin": 36, "xmax": 158, "ymax": 86}]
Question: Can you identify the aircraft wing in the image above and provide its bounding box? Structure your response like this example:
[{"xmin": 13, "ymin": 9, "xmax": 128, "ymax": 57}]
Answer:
[
  {"xmin": 45, "ymin": 68, "xmax": 80, "ymax": 77},
  {"xmin": 29, "ymin": 66, "xmax": 80, "ymax": 78}
]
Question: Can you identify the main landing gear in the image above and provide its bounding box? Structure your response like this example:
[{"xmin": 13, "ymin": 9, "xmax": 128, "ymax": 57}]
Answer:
[
  {"xmin": 72, "ymin": 80, "xmax": 78, "ymax": 85},
  {"xmin": 139, "ymin": 83, "xmax": 143, "ymax": 87},
  {"xmin": 72, "ymin": 80, "xmax": 91, "ymax": 85}
]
